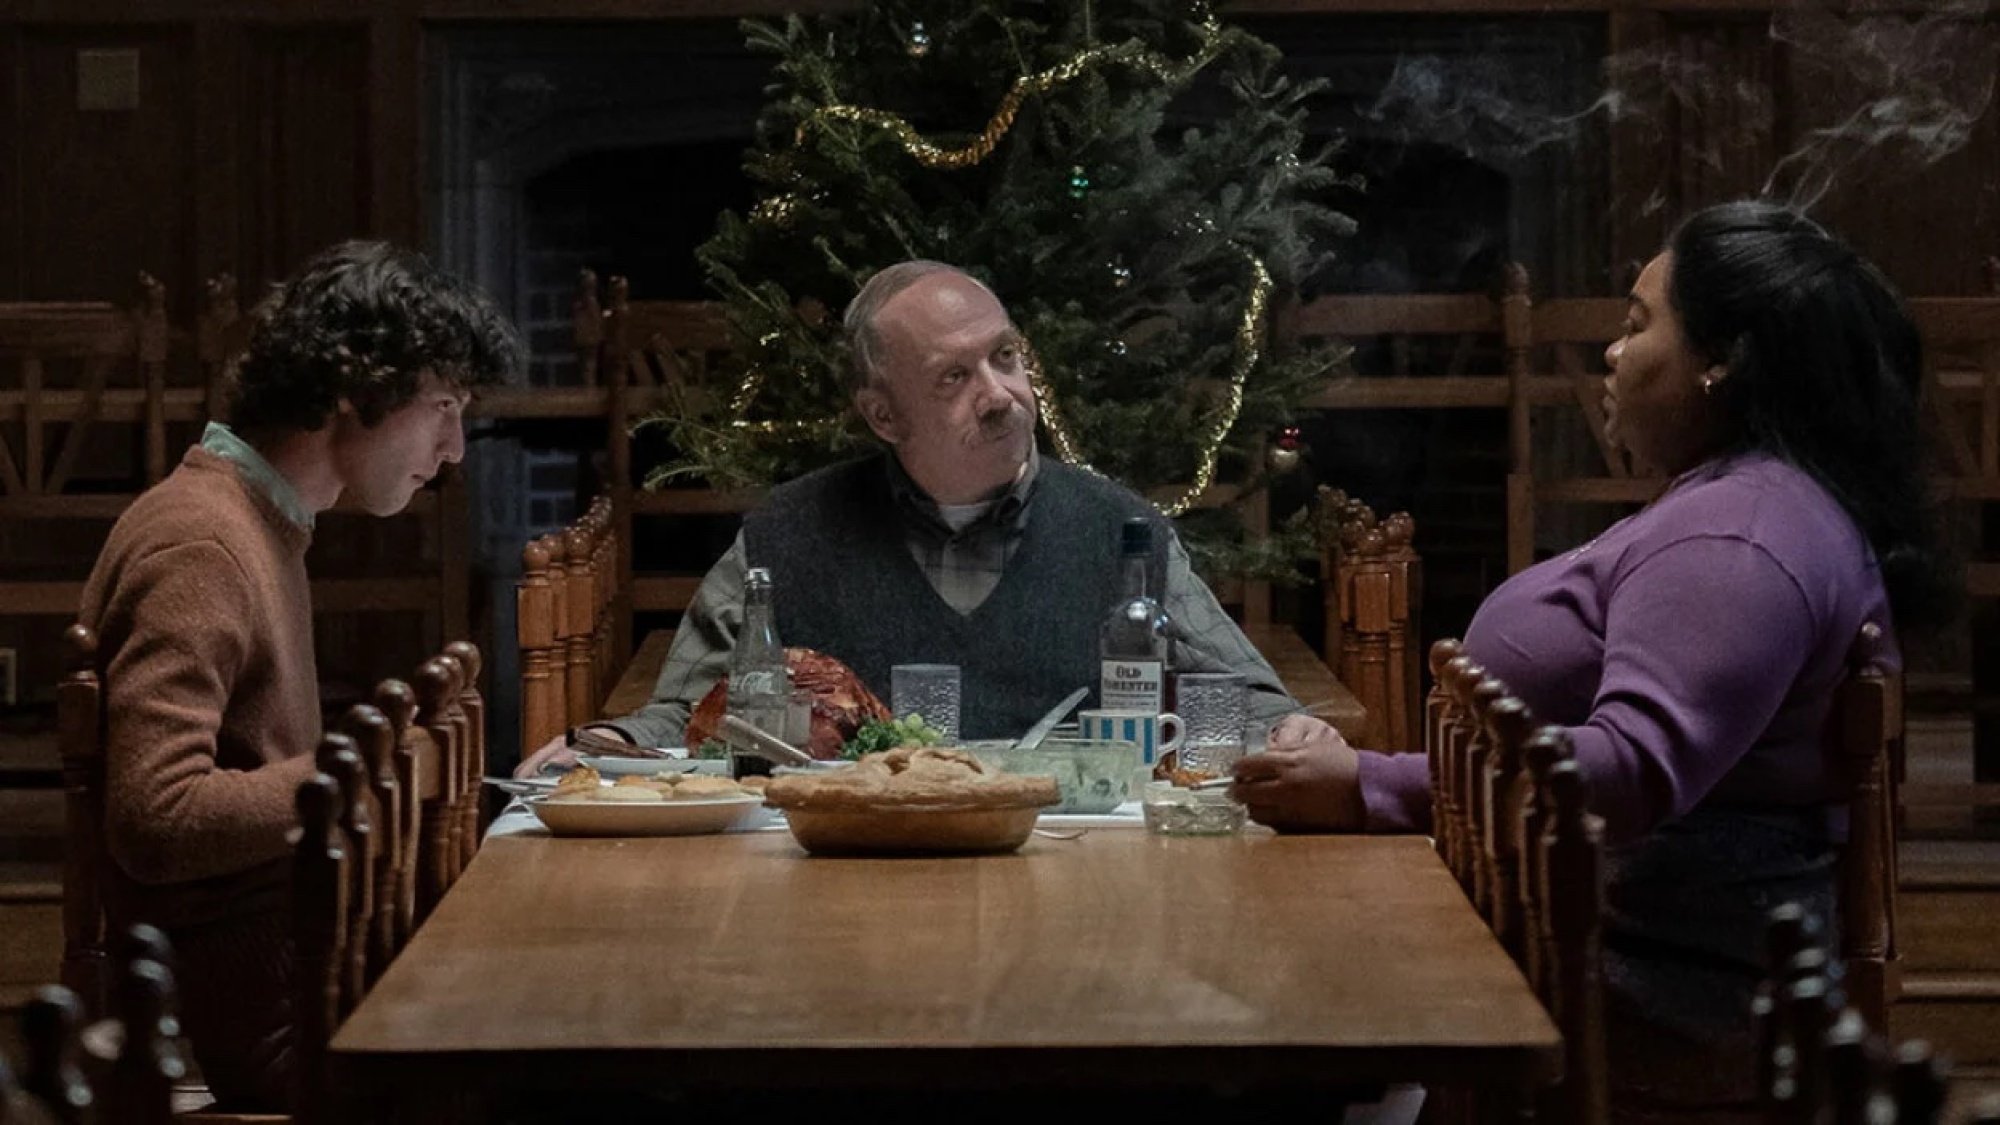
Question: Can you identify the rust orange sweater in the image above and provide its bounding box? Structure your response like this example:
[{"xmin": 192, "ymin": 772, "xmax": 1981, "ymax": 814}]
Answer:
[{"xmin": 81, "ymin": 445, "xmax": 322, "ymax": 925}]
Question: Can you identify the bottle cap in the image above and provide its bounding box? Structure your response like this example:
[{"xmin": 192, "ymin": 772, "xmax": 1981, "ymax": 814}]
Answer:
[{"xmin": 1120, "ymin": 517, "xmax": 1152, "ymax": 557}]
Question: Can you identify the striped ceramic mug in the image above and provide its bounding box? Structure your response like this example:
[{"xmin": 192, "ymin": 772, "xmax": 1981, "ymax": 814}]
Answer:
[{"xmin": 1076, "ymin": 709, "xmax": 1184, "ymax": 774}]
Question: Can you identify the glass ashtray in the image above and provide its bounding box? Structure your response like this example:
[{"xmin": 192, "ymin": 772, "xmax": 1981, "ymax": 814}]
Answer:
[{"xmin": 1141, "ymin": 781, "xmax": 1246, "ymax": 836}]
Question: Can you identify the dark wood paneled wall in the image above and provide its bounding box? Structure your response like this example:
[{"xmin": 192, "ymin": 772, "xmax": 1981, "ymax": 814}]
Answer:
[
  {"xmin": 1608, "ymin": 8, "xmax": 2000, "ymax": 294},
  {"xmin": 0, "ymin": 1, "xmax": 1992, "ymax": 308},
  {"xmin": 0, "ymin": 17, "xmax": 398, "ymax": 318}
]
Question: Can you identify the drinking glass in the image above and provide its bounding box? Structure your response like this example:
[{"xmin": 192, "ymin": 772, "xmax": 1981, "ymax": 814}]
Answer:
[
  {"xmin": 890, "ymin": 663, "xmax": 961, "ymax": 743},
  {"xmin": 1175, "ymin": 671, "xmax": 1248, "ymax": 777}
]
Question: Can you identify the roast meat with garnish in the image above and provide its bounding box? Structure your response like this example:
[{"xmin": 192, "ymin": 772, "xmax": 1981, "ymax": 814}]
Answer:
[{"xmin": 683, "ymin": 647, "xmax": 892, "ymax": 761}]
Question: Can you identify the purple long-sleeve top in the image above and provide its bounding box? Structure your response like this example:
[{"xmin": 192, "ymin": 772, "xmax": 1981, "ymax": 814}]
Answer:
[{"xmin": 1358, "ymin": 453, "xmax": 1894, "ymax": 844}]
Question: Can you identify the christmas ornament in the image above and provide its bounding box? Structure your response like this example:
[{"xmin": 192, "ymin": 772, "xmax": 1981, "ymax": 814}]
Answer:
[
  {"xmin": 1268, "ymin": 425, "xmax": 1304, "ymax": 473},
  {"xmin": 1109, "ymin": 260, "xmax": 1132, "ymax": 289},
  {"xmin": 1103, "ymin": 338, "xmax": 1128, "ymax": 358},
  {"xmin": 906, "ymin": 21, "xmax": 931, "ymax": 58},
  {"xmin": 1068, "ymin": 165, "xmax": 1091, "ymax": 200}
]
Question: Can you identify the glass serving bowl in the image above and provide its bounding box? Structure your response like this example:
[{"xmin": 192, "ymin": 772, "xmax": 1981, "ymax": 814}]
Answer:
[{"xmin": 964, "ymin": 738, "xmax": 1140, "ymax": 814}]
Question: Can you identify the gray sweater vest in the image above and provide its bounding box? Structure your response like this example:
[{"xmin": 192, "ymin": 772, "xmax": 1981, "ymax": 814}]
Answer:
[{"xmin": 742, "ymin": 455, "xmax": 1164, "ymax": 739}]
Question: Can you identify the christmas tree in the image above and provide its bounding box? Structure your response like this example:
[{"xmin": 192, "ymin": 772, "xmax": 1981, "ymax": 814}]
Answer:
[{"xmin": 654, "ymin": 0, "xmax": 1354, "ymax": 580}]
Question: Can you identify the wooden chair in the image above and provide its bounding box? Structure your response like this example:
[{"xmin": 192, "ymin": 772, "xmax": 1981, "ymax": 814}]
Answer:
[
  {"xmin": 57, "ymin": 623, "xmax": 113, "ymax": 1017},
  {"xmin": 1757, "ymin": 908, "xmax": 1953, "ymax": 1125},
  {"xmin": 518, "ymin": 532, "xmax": 568, "ymax": 755},
  {"xmin": 604, "ymin": 280, "xmax": 739, "ymax": 401},
  {"xmin": 602, "ymin": 281, "xmax": 760, "ymax": 615},
  {"xmin": 54, "ymin": 618, "xmax": 469, "ymax": 1064},
  {"xmin": 1279, "ymin": 284, "xmax": 1508, "ymax": 394},
  {"xmin": 1827, "ymin": 621, "xmax": 1904, "ymax": 1031},
  {"xmin": 412, "ymin": 650, "xmax": 485, "ymax": 923},
  {"xmin": 1424, "ymin": 639, "xmax": 1608, "ymax": 1125},
  {"xmin": 2, "ymin": 741, "xmax": 385, "ymax": 1125},
  {"xmin": 518, "ymin": 496, "xmax": 631, "ymax": 752},
  {"xmin": 1505, "ymin": 287, "xmax": 1657, "ymax": 573},
  {"xmin": 1315, "ymin": 488, "xmax": 1422, "ymax": 753},
  {"xmin": 196, "ymin": 273, "xmax": 253, "ymax": 423},
  {"xmin": 0, "ymin": 277, "xmax": 173, "ymax": 518},
  {"xmin": 1910, "ymin": 280, "xmax": 2000, "ymax": 507},
  {"xmin": 288, "ymin": 706, "xmax": 471, "ymax": 1124},
  {"xmin": 0, "ymin": 278, "xmax": 177, "ymax": 630}
]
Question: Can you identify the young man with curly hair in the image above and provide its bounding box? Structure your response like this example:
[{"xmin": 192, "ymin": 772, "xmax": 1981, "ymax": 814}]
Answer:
[{"xmin": 78, "ymin": 240, "xmax": 522, "ymax": 1109}]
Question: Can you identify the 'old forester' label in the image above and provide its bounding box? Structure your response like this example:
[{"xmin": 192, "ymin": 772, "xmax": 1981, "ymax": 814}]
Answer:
[{"xmin": 1100, "ymin": 659, "xmax": 1164, "ymax": 714}]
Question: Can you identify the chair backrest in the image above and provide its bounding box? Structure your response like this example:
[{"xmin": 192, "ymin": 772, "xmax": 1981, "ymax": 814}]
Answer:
[
  {"xmin": 1315, "ymin": 489, "xmax": 1423, "ymax": 754},
  {"xmin": 604, "ymin": 282, "xmax": 739, "ymax": 401},
  {"xmin": 444, "ymin": 641, "xmax": 488, "ymax": 884},
  {"xmin": 1506, "ymin": 292, "xmax": 1660, "ymax": 573},
  {"xmin": 57, "ymin": 624, "xmax": 111, "ymax": 1019},
  {"xmin": 56, "ymin": 617, "xmax": 467, "ymax": 1017},
  {"xmin": 196, "ymin": 273, "xmax": 255, "ymax": 422},
  {"xmin": 1757, "ymin": 908, "xmax": 1951, "ymax": 1125},
  {"xmin": 412, "ymin": 658, "xmax": 462, "ymax": 924},
  {"xmin": 518, "ymin": 497, "xmax": 624, "ymax": 752},
  {"xmin": 0, "ymin": 277, "xmax": 173, "ymax": 513},
  {"xmin": 15, "ymin": 983, "xmax": 94, "ymax": 1120},
  {"xmin": 292, "ymin": 760, "xmax": 351, "ymax": 1125},
  {"xmin": 1537, "ymin": 754, "xmax": 1608, "ymax": 1125},
  {"xmin": 1826, "ymin": 621, "xmax": 1904, "ymax": 1031},
  {"xmin": 1909, "ymin": 290, "xmax": 2000, "ymax": 499},
  {"xmin": 1424, "ymin": 638, "xmax": 1607, "ymax": 1125},
  {"xmin": 1279, "ymin": 287, "xmax": 1508, "ymax": 385},
  {"xmin": 518, "ymin": 534, "xmax": 568, "ymax": 755}
]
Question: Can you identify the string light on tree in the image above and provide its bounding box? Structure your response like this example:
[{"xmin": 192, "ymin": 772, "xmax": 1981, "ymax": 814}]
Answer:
[
  {"xmin": 1108, "ymin": 259, "xmax": 1132, "ymax": 289},
  {"xmin": 906, "ymin": 20, "xmax": 931, "ymax": 58},
  {"xmin": 1068, "ymin": 165, "xmax": 1091, "ymax": 200}
]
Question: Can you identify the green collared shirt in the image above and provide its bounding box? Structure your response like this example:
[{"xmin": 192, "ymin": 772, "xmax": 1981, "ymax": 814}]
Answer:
[{"xmin": 199, "ymin": 422, "xmax": 315, "ymax": 531}]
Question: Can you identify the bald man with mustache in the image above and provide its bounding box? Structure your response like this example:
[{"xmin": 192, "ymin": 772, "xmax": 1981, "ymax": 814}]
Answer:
[{"xmin": 518, "ymin": 261, "xmax": 1291, "ymax": 774}]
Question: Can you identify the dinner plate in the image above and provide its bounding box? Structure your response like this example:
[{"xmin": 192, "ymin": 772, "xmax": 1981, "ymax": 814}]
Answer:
[
  {"xmin": 528, "ymin": 794, "xmax": 768, "ymax": 837},
  {"xmin": 576, "ymin": 754, "xmax": 728, "ymax": 778}
]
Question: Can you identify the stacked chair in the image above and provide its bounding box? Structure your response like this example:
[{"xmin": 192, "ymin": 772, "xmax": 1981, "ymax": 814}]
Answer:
[{"xmin": 54, "ymin": 627, "xmax": 489, "ymax": 1120}]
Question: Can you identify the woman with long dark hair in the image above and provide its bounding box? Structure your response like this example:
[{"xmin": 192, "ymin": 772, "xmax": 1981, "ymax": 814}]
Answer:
[{"xmin": 1233, "ymin": 200, "xmax": 1953, "ymax": 1114}]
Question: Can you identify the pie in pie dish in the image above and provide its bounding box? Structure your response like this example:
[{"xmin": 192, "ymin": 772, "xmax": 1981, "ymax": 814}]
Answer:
[{"xmin": 763, "ymin": 746, "xmax": 1059, "ymax": 855}]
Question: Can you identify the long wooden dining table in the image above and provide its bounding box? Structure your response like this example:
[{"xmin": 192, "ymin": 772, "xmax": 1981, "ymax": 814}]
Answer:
[{"xmin": 329, "ymin": 826, "xmax": 1560, "ymax": 1117}]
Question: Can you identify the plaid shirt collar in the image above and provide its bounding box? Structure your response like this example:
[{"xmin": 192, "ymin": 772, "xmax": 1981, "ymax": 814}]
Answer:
[{"xmin": 883, "ymin": 446, "xmax": 1040, "ymax": 542}]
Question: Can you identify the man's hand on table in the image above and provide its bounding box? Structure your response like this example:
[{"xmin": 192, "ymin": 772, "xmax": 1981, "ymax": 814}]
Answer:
[
  {"xmin": 513, "ymin": 724, "xmax": 632, "ymax": 779},
  {"xmin": 1230, "ymin": 714, "xmax": 1366, "ymax": 833}
]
